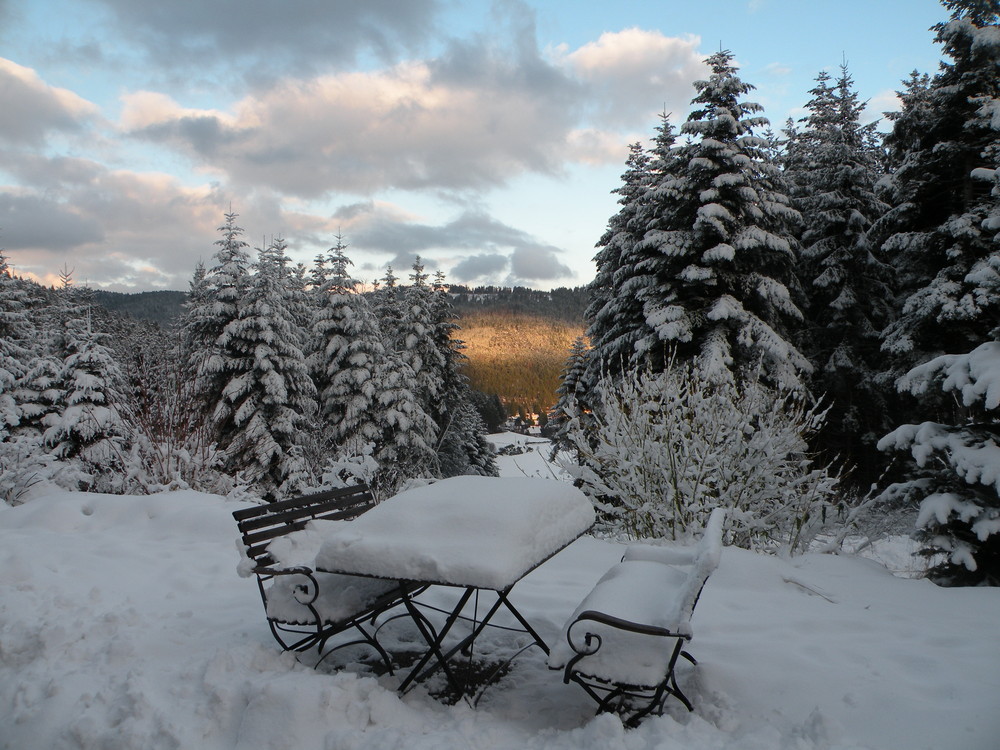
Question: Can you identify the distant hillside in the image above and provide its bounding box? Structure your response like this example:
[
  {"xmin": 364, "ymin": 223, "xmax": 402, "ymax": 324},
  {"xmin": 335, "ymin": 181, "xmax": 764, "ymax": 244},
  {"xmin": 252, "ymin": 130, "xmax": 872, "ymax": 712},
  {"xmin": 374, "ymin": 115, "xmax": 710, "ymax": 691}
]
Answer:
[
  {"xmin": 449, "ymin": 285, "xmax": 587, "ymax": 323},
  {"xmin": 456, "ymin": 309, "xmax": 585, "ymax": 419},
  {"xmin": 90, "ymin": 290, "xmax": 187, "ymax": 326},
  {"xmin": 89, "ymin": 286, "xmax": 589, "ymax": 416}
]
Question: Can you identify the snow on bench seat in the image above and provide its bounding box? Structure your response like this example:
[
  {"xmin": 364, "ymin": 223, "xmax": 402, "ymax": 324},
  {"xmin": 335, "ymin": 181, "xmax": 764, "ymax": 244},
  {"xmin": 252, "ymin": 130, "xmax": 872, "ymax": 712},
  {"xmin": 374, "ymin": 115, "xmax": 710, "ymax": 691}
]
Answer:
[
  {"xmin": 548, "ymin": 508, "xmax": 725, "ymax": 692},
  {"xmin": 252, "ymin": 519, "xmax": 400, "ymax": 626}
]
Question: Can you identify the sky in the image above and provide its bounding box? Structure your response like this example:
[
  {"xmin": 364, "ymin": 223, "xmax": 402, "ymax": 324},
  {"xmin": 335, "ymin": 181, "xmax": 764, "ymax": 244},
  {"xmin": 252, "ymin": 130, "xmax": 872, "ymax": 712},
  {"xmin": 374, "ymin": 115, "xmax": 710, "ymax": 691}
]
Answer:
[{"xmin": 0, "ymin": 0, "xmax": 949, "ymax": 293}]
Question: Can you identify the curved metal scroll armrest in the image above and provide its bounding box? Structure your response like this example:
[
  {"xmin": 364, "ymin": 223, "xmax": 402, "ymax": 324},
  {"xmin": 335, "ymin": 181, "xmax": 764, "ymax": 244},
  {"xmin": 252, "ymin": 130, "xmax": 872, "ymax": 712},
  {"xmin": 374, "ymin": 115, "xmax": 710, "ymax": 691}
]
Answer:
[
  {"xmin": 255, "ymin": 565, "xmax": 321, "ymax": 606},
  {"xmin": 572, "ymin": 609, "xmax": 689, "ymax": 640},
  {"xmin": 561, "ymin": 609, "xmax": 690, "ymax": 684}
]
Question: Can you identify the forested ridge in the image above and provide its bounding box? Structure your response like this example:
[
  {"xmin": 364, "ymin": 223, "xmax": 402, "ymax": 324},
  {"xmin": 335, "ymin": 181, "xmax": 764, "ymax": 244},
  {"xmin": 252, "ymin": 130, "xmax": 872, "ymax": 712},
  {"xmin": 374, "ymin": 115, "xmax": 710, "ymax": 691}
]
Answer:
[
  {"xmin": 458, "ymin": 309, "xmax": 584, "ymax": 419},
  {"xmin": 86, "ymin": 285, "xmax": 587, "ymax": 418}
]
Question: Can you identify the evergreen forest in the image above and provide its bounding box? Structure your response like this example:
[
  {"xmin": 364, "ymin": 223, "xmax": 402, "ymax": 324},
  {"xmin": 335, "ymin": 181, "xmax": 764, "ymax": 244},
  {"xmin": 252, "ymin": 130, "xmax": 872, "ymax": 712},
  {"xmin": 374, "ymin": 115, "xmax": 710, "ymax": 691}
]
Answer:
[
  {"xmin": 2, "ymin": 0, "xmax": 1000, "ymax": 586},
  {"xmin": 552, "ymin": 1, "xmax": 1000, "ymax": 586}
]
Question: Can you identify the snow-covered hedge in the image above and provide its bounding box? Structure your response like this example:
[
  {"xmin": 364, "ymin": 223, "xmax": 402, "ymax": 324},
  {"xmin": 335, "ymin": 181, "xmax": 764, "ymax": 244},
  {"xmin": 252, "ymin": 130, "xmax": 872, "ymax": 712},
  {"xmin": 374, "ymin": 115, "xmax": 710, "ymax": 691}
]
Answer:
[{"xmin": 557, "ymin": 364, "xmax": 842, "ymax": 553}]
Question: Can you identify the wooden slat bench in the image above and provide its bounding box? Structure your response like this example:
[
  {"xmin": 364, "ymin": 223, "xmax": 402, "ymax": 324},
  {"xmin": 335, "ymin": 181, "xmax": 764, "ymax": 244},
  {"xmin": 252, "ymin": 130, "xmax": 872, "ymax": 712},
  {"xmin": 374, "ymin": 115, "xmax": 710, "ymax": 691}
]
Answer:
[
  {"xmin": 233, "ymin": 484, "xmax": 425, "ymax": 669},
  {"xmin": 548, "ymin": 508, "xmax": 726, "ymax": 726}
]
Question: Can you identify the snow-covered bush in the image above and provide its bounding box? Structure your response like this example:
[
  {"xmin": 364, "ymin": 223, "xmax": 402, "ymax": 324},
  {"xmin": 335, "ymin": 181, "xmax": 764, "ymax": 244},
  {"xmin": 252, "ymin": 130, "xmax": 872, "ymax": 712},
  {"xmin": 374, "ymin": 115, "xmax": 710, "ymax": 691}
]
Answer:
[
  {"xmin": 316, "ymin": 441, "xmax": 381, "ymax": 493},
  {"xmin": 0, "ymin": 433, "xmax": 89, "ymax": 505},
  {"xmin": 878, "ymin": 342, "xmax": 1000, "ymax": 585},
  {"xmin": 558, "ymin": 363, "xmax": 842, "ymax": 553}
]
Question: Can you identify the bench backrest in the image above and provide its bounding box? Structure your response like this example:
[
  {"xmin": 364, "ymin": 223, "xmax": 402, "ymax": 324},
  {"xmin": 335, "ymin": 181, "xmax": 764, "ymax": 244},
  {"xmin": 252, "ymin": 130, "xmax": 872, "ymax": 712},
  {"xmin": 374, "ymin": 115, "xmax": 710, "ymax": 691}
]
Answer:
[
  {"xmin": 232, "ymin": 484, "xmax": 376, "ymax": 568},
  {"xmin": 673, "ymin": 506, "xmax": 726, "ymax": 624}
]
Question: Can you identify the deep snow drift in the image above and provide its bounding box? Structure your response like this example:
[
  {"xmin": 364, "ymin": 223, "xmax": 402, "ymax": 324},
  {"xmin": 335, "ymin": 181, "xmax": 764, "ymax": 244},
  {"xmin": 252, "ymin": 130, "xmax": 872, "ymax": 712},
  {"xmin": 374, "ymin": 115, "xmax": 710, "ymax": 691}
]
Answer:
[{"xmin": 1, "ymin": 435, "xmax": 998, "ymax": 750}]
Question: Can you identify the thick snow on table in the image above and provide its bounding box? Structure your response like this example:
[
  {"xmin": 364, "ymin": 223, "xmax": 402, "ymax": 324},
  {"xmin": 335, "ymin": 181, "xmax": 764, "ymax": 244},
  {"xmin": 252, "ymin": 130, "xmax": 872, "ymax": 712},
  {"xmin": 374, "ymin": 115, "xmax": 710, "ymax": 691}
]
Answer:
[{"xmin": 314, "ymin": 476, "xmax": 596, "ymax": 590}]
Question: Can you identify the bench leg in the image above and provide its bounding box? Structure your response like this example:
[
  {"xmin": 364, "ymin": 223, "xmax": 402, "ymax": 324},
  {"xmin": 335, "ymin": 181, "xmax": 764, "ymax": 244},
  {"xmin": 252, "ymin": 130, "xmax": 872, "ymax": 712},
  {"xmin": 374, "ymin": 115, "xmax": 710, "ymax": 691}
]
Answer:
[{"xmin": 568, "ymin": 637, "xmax": 696, "ymax": 726}]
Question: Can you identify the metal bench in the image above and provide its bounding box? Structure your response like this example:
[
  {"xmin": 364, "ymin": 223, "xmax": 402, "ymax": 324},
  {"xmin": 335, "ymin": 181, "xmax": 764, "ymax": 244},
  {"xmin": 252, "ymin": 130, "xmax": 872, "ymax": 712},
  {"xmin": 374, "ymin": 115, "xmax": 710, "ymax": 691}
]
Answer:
[
  {"xmin": 232, "ymin": 484, "xmax": 425, "ymax": 670},
  {"xmin": 548, "ymin": 508, "xmax": 726, "ymax": 726}
]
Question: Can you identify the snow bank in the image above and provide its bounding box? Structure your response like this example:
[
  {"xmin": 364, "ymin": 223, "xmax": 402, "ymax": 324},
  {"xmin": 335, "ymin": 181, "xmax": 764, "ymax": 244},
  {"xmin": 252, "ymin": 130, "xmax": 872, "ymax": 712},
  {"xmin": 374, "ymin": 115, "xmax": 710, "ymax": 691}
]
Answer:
[{"xmin": 2, "ymin": 484, "xmax": 999, "ymax": 750}]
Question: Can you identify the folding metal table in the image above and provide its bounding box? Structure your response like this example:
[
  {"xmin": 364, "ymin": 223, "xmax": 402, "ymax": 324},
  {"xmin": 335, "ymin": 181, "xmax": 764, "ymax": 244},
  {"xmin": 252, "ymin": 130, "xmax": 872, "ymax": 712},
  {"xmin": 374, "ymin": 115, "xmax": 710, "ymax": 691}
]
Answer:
[{"xmin": 313, "ymin": 475, "xmax": 596, "ymax": 698}]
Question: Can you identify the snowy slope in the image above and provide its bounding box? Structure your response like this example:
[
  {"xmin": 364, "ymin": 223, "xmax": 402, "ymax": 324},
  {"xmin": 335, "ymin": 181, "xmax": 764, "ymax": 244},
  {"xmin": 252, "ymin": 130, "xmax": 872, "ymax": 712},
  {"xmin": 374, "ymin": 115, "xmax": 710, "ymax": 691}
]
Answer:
[{"xmin": 1, "ymin": 461, "xmax": 999, "ymax": 749}]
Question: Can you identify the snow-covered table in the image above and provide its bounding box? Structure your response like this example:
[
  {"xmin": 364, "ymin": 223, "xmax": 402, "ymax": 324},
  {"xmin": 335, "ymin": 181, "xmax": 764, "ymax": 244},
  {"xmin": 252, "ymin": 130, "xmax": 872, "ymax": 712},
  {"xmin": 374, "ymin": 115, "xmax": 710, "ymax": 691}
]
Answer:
[{"xmin": 314, "ymin": 475, "xmax": 596, "ymax": 696}]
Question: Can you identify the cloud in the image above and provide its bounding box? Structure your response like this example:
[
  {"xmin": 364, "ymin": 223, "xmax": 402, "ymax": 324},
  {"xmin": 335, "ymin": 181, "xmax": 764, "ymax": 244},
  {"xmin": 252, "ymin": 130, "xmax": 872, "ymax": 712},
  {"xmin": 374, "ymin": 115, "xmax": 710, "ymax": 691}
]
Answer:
[
  {"xmin": 509, "ymin": 245, "xmax": 572, "ymax": 282},
  {"xmin": 317, "ymin": 201, "xmax": 574, "ymax": 285},
  {"xmin": 122, "ymin": 55, "xmax": 583, "ymax": 196},
  {"xmin": 0, "ymin": 58, "xmax": 99, "ymax": 145},
  {"xmin": 0, "ymin": 190, "xmax": 104, "ymax": 250},
  {"xmin": 557, "ymin": 28, "xmax": 708, "ymax": 128},
  {"xmin": 450, "ymin": 253, "xmax": 510, "ymax": 282},
  {"xmin": 0, "ymin": 8, "xmax": 711, "ymax": 291},
  {"xmin": 87, "ymin": 0, "xmax": 439, "ymax": 79},
  {"xmin": 865, "ymin": 88, "xmax": 903, "ymax": 124},
  {"xmin": 1, "ymin": 151, "xmax": 105, "ymax": 187},
  {"xmin": 0, "ymin": 154, "xmax": 237, "ymax": 289},
  {"xmin": 763, "ymin": 62, "xmax": 792, "ymax": 77},
  {"xmin": 118, "ymin": 29, "xmax": 707, "ymax": 197}
]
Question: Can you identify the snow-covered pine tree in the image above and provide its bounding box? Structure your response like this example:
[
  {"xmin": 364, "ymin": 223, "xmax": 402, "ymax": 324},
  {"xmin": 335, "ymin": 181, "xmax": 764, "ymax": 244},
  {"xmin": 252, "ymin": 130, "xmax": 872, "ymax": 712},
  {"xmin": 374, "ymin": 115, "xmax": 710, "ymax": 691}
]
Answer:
[
  {"xmin": 213, "ymin": 238, "xmax": 316, "ymax": 499},
  {"xmin": 311, "ymin": 235, "xmax": 386, "ymax": 453},
  {"xmin": 430, "ymin": 270, "xmax": 467, "ymax": 406},
  {"xmin": 878, "ymin": 1, "xmax": 1000, "ymax": 383},
  {"xmin": 42, "ymin": 286, "xmax": 130, "ymax": 484},
  {"xmin": 548, "ymin": 335, "xmax": 591, "ymax": 455},
  {"xmin": 585, "ymin": 139, "xmax": 654, "ymax": 380},
  {"xmin": 878, "ymin": 342, "xmax": 1000, "ymax": 585},
  {"xmin": 372, "ymin": 349, "xmax": 438, "ymax": 497},
  {"xmin": 178, "ymin": 261, "xmax": 209, "ymax": 383},
  {"xmin": 788, "ymin": 64, "xmax": 894, "ymax": 482},
  {"xmin": 637, "ymin": 50, "xmax": 809, "ymax": 389},
  {"xmin": 308, "ymin": 251, "xmax": 328, "ymax": 291},
  {"xmin": 181, "ymin": 212, "xmax": 251, "ymax": 426},
  {"xmin": 3, "ymin": 274, "xmax": 85, "ymax": 502},
  {"xmin": 435, "ymin": 397, "xmax": 498, "ymax": 478},
  {"xmin": 0, "ymin": 250, "xmax": 30, "ymax": 439},
  {"xmin": 13, "ymin": 350, "xmax": 62, "ymax": 440},
  {"xmin": 279, "ymin": 244, "xmax": 314, "ymax": 352},
  {"xmin": 372, "ymin": 265, "xmax": 404, "ymax": 349},
  {"xmin": 398, "ymin": 257, "xmax": 448, "ymax": 423}
]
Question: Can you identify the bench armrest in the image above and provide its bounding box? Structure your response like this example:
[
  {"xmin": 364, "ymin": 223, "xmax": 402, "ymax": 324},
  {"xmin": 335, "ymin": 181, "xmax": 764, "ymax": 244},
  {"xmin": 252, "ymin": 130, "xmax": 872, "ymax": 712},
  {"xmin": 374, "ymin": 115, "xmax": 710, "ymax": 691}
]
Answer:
[
  {"xmin": 567, "ymin": 609, "xmax": 689, "ymax": 651},
  {"xmin": 251, "ymin": 564, "xmax": 314, "ymax": 577},
  {"xmin": 562, "ymin": 609, "xmax": 690, "ymax": 685},
  {"xmin": 252, "ymin": 565, "xmax": 321, "ymax": 606}
]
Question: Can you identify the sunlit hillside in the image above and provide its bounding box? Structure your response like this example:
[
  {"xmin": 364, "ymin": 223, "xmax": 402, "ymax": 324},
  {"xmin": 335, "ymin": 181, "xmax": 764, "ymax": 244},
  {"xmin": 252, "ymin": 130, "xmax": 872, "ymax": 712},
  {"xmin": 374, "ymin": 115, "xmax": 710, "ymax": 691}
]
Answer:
[{"xmin": 457, "ymin": 309, "xmax": 585, "ymax": 418}]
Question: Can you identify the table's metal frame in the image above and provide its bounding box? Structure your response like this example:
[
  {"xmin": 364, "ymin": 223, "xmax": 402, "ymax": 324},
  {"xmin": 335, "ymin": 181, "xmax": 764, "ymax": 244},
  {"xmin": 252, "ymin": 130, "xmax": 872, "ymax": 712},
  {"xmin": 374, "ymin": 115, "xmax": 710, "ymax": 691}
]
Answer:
[{"xmin": 317, "ymin": 533, "xmax": 585, "ymax": 701}]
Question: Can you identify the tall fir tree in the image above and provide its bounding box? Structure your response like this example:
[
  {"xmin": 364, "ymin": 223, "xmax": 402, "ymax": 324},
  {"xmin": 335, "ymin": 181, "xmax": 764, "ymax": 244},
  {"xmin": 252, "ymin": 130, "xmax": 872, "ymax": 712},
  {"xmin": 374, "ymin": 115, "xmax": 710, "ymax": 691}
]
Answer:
[
  {"xmin": 42, "ymin": 287, "xmax": 129, "ymax": 476},
  {"xmin": 585, "ymin": 138, "xmax": 654, "ymax": 381},
  {"xmin": 878, "ymin": 1, "xmax": 1000, "ymax": 383},
  {"xmin": 787, "ymin": 64, "xmax": 894, "ymax": 482},
  {"xmin": 398, "ymin": 258, "xmax": 448, "ymax": 423},
  {"xmin": 181, "ymin": 211, "xmax": 252, "ymax": 433},
  {"xmin": 213, "ymin": 238, "xmax": 316, "ymax": 499},
  {"xmin": 435, "ymin": 399, "xmax": 498, "ymax": 478},
  {"xmin": 372, "ymin": 350, "xmax": 438, "ymax": 496},
  {"xmin": 876, "ymin": 0, "xmax": 1000, "ymax": 586},
  {"xmin": 878, "ymin": 343, "xmax": 1000, "ymax": 585},
  {"xmin": 0, "ymin": 250, "xmax": 30, "ymax": 439},
  {"xmin": 548, "ymin": 335, "xmax": 591, "ymax": 455},
  {"xmin": 372, "ymin": 265, "xmax": 404, "ymax": 348},
  {"xmin": 627, "ymin": 51, "xmax": 808, "ymax": 389},
  {"xmin": 311, "ymin": 236, "xmax": 386, "ymax": 453},
  {"xmin": 426, "ymin": 270, "xmax": 497, "ymax": 477}
]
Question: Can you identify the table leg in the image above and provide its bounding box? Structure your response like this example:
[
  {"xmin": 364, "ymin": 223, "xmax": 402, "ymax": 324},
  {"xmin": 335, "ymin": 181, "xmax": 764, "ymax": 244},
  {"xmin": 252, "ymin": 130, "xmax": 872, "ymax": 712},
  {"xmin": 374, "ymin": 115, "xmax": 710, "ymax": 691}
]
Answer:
[
  {"xmin": 393, "ymin": 583, "xmax": 553, "ymax": 700},
  {"xmin": 397, "ymin": 585, "xmax": 474, "ymax": 694}
]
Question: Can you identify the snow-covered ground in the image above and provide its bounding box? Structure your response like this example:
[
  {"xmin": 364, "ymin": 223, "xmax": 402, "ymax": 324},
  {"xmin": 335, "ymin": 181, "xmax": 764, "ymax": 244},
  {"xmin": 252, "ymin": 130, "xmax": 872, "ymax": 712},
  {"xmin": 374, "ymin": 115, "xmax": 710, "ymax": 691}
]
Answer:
[{"xmin": 2, "ymin": 436, "xmax": 998, "ymax": 750}]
